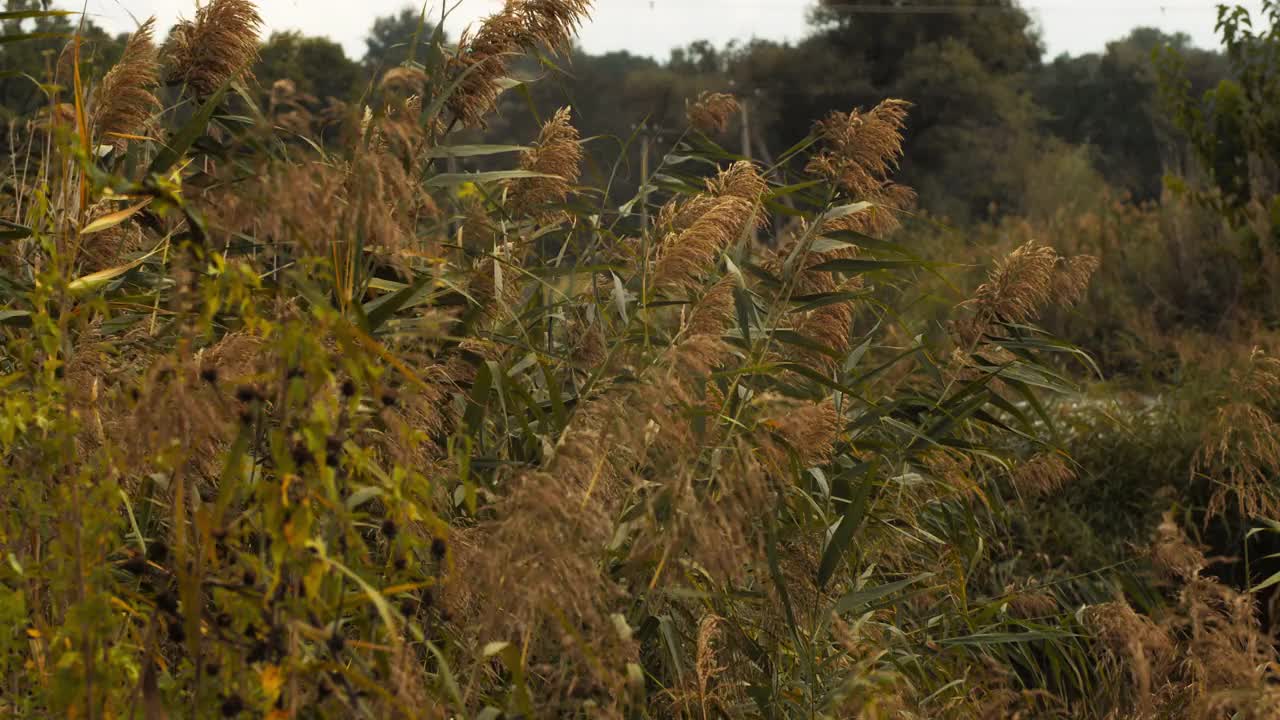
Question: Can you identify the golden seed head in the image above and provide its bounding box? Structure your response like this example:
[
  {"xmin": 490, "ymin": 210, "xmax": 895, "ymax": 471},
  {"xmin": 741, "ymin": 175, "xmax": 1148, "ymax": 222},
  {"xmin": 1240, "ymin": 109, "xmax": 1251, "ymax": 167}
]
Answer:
[
  {"xmin": 164, "ymin": 0, "xmax": 263, "ymax": 96},
  {"xmin": 93, "ymin": 18, "xmax": 160, "ymax": 151},
  {"xmin": 687, "ymin": 91, "xmax": 740, "ymax": 133}
]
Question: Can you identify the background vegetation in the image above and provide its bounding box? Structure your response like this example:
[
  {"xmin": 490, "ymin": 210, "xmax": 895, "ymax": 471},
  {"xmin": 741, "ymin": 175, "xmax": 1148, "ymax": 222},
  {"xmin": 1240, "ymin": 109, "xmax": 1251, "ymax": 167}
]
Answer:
[{"xmin": 1, "ymin": 0, "xmax": 1279, "ymax": 717}]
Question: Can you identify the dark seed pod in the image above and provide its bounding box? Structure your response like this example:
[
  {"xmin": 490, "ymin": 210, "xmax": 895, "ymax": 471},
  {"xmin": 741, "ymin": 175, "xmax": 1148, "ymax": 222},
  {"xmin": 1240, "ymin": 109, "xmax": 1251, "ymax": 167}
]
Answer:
[
  {"xmin": 430, "ymin": 537, "xmax": 447, "ymax": 561},
  {"xmin": 341, "ymin": 379, "xmax": 357, "ymax": 397},
  {"xmin": 327, "ymin": 631, "xmax": 345, "ymax": 652},
  {"xmin": 247, "ymin": 641, "xmax": 268, "ymax": 664},
  {"xmin": 380, "ymin": 390, "xmax": 397, "ymax": 407},
  {"xmin": 121, "ymin": 556, "xmax": 148, "ymax": 576},
  {"xmin": 167, "ymin": 619, "xmax": 185, "ymax": 644},
  {"xmin": 220, "ymin": 694, "xmax": 244, "ymax": 717},
  {"xmin": 156, "ymin": 590, "xmax": 178, "ymax": 615},
  {"xmin": 393, "ymin": 555, "xmax": 407, "ymax": 571},
  {"xmin": 147, "ymin": 540, "xmax": 169, "ymax": 564},
  {"xmin": 242, "ymin": 569, "xmax": 256, "ymax": 587},
  {"xmin": 200, "ymin": 367, "xmax": 219, "ymax": 384},
  {"xmin": 290, "ymin": 442, "xmax": 313, "ymax": 468},
  {"xmin": 381, "ymin": 519, "xmax": 398, "ymax": 540}
]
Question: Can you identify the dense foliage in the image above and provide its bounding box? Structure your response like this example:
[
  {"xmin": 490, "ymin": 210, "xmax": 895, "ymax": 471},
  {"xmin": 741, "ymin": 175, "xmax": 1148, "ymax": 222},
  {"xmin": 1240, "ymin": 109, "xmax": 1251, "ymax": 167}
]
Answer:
[{"xmin": 1, "ymin": 1, "xmax": 1279, "ymax": 718}]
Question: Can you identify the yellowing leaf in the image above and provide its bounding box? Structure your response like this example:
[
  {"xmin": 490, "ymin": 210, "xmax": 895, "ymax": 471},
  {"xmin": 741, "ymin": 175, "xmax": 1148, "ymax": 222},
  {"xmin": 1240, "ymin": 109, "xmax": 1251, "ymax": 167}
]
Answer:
[
  {"xmin": 67, "ymin": 241, "xmax": 166, "ymax": 296},
  {"xmin": 80, "ymin": 198, "xmax": 152, "ymax": 235},
  {"xmin": 260, "ymin": 664, "xmax": 284, "ymax": 700}
]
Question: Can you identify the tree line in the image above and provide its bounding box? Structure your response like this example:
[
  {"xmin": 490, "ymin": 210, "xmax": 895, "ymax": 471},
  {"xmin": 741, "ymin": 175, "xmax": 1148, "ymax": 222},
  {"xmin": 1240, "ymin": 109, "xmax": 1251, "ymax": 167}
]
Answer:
[{"xmin": 0, "ymin": 0, "xmax": 1236, "ymax": 220}]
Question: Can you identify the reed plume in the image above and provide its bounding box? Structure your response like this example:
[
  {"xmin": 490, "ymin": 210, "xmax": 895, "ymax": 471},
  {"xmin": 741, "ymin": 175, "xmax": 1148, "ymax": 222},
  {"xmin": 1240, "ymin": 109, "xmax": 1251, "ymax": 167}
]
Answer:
[
  {"xmin": 955, "ymin": 240, "xmax": 1098, "ymax": 346},
  {"xmin": 92, "ymin": 18, "xmax": 159, "ymax": 151},
  {"xmin": 683, "ymin": 277, "xmax": 736, "ymax": 339},
  {"xmin": 164, "ymin": 0, "xmax": 263, "ymax": 96},
  {"xmin": 807, "ymin": 99, "xmax": 911, "ymax": 198},
  {"xmin": 447, "ymin": 0, "xmax": 593, "ymax": 128},
  {"xmin": 653, "ymin": 162, "xmax": 766, "ymax": 293},
  {"xmin": 687, "ymin": 91, "xmax": 739, "ymax": 133},
  {"xmin": 790, "ymin": 277, "xmax": 864, "ymax": 375},
  {"xmin": 652, "ymin": 196, "xmax": 753, "ymax": 293},
  {"xmin": 1011, "ymin": 451, "xmax": 1075, "ymax": 496},
  {"xmin": 758, "ymin": 395, "xmax": 843, "ymax": 470},
  {"xmin": 509, "ymin": 106, "xmax": 582, "ymax": 216}
]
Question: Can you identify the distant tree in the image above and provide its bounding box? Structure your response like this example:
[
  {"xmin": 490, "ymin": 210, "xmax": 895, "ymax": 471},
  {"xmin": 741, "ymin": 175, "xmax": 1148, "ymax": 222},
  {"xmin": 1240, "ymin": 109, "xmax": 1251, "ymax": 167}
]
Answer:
[
  {"xmin": 1035, "ymin": 28, "xmax": 1227, "ymax": 200},
  {"xmin": 893, "ymin": 39, "xmax": 1042, "ymax": 218},
  {"xmin": 1158, "ymin": 2, "xmax": 1279, "ymax": 307},
  {"xmin": 669, "ymin": 40, "xmax": 727, "ymax": 75},
  {"xmin": 363, "ymin": 7, "xmax": 440, "ymax": 72},
  {"xmin": 257, "ymin": 31, "xmax": 360, "ymax": 102},
  {"xmin": 1, "ymin": 0, "xmax": 124, "ymax": 118},
  {"xmin": 809, "ymin": 0, "xmax": 1042, "ymax": 84}
]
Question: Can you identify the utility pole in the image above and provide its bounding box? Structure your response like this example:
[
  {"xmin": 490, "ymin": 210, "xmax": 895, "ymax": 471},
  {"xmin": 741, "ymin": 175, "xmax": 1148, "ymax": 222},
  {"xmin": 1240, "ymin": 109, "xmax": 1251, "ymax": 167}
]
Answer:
[
  {"xmin": 639, "ymin": 125, "xmax": 650, "ymax": 235},
  {"xmin": 634, "ymin": 122, "xmax": 665, "ymax": 236},
  {"xmin": 739, "ymin": 94, "xmax": 759, "ymax": 245}
]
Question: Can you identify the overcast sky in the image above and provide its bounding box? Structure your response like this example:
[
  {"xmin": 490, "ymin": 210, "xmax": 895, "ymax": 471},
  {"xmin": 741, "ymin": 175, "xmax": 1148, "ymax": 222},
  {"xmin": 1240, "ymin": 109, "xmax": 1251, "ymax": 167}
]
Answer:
[{"xmin": 80, "ymin": 0, "xmax": 1266, "ymax": 61}]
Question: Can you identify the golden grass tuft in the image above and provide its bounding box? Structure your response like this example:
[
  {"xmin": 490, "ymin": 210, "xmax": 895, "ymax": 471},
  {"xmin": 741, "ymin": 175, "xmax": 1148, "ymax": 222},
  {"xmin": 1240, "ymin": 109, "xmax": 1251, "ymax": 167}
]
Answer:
[
  {"xmin": 1150, "ymin": 511, "xmax": 1207, "ymax": 582},
  {"xmin": 757, "ymin": 394, "xmax": 843, "ymax": 470},
  {"xmin": 1194, "ymin": 348, "xmax": 1280, "ymax": 520},
  {"xmin": 1010, "ymin": 451, "xmax": 1075, "ymax": 496},
  {"xmin": 164, "ymin": 0, "xmax": 263, "ymax": 96},
  {"xmin": 92, "ymin": 18, "xmax": 159, "ymax": 151}
]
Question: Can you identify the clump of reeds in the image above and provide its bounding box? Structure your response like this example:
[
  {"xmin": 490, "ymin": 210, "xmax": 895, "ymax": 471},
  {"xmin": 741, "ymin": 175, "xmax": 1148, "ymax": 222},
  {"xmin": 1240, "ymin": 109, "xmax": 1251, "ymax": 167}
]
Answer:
[
  {"xmin": 92, "ymin": 18, "xmax": 159, "ymax": 151},
  {"xmin": 164, "ymin": 0, "xmax": 263, "ymax": 96},
  {"xmin": 1193, "ymin": 347, "xmax": 1280, "ymax": 520}
]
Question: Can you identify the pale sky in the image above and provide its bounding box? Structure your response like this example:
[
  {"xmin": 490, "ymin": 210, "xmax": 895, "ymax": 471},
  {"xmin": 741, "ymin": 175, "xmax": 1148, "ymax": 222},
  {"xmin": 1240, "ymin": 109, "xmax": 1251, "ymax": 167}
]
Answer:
[{"xmin": 79, "ymin": 0, "xmax": 1267, "ymax": 61}]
